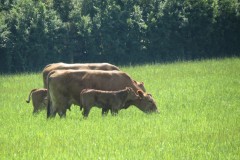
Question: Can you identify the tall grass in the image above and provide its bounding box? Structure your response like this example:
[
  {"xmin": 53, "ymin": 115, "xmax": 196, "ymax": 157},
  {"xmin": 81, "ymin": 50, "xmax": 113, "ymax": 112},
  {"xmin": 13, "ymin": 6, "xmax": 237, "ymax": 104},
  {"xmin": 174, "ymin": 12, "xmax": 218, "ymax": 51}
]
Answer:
[{"xmin": 0, "ymin": 58, "xmax": 239, "ymax": 159}]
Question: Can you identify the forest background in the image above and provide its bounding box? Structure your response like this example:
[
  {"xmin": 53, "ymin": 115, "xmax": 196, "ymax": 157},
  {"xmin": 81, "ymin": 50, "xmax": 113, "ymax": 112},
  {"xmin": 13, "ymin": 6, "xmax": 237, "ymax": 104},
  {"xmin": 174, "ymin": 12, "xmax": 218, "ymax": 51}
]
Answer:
[{"xmin": 0, "ymin": 0, "xmax": 240, "ymax": 73}]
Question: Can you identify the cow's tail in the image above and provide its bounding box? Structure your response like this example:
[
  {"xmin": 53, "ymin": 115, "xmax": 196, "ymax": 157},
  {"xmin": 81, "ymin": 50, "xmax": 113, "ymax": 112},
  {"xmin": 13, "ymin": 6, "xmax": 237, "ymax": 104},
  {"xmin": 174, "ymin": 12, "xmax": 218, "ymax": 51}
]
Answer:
[
  {"xmin": 26, "ymin": 89, "xmax": 37, "ymax": 103},
  {"xmin": 47, "ymin": 70, "xmax": 55, "ymax": 118}
]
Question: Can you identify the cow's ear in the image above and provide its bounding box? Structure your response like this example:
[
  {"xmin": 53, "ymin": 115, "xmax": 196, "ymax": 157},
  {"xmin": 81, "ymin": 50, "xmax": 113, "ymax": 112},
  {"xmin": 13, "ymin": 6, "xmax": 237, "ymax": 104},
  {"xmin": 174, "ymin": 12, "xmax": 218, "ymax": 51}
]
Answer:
[
  {"xmin": 141, "ymin": 82, "xmax": 144, "ymax": 85},
  {"xmin": 137, "ymin": 90, "xmax": 144, "ymax": 98}
]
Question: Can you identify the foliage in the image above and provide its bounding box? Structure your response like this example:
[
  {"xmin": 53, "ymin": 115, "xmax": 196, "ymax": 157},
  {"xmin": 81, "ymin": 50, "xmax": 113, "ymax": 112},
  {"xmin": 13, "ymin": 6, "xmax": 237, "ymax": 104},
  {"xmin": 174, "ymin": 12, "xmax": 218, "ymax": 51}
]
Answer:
[
  {"xmin": 0, "ymin": 0, "xmax": 240, "ymax": 73},
  {"xmin": 0, "ymin": 58, "xmax": 240, "ymax": 159}
]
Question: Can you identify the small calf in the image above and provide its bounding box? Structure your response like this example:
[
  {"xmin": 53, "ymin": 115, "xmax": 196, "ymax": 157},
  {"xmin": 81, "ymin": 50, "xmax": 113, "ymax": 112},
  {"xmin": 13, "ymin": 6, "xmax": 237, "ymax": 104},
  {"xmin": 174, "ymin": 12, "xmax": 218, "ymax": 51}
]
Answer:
[
  {"xmin": 26, "ymin": 88, "xmax": 47, "ymax": 114},
  {"xmin": 80, "ymin": 87, "xmax": 139, "ymax": 117}
]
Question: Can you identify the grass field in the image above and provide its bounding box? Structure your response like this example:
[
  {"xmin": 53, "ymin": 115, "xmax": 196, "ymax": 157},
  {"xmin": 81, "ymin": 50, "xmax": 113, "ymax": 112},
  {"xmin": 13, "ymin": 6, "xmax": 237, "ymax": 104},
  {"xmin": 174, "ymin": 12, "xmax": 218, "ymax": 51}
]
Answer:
[{"xmin": 0, "ymin": 58, "xmax": 240, "ymax": 159}]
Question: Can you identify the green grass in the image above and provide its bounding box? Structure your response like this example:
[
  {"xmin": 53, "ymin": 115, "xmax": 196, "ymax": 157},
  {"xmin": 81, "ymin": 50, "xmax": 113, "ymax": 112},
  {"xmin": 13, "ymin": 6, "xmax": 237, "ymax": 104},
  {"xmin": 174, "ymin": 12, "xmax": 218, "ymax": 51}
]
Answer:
[{"xmin": 0, "ymin": 58, "xmax": 240, "ymax": 159}]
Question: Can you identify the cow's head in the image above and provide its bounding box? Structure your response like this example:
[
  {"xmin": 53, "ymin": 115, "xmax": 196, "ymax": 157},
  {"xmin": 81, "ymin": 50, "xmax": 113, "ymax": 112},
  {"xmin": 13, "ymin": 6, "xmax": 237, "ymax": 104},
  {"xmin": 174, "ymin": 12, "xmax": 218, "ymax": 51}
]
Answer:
[
  {"xmin": 133, "ymin": 80, "xmax": 146, "ymax": 92},
  {"xmin": 134, "ymin": 90, "xmax": 158, "ymax": 113}
]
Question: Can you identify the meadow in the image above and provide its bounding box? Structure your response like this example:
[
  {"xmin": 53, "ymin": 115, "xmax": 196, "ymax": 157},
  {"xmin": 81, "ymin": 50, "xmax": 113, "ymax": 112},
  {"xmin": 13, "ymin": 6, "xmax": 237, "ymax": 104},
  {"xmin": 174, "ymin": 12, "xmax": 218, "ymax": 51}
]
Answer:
[{"xmin": 0, "ymin": 58, "xmax": 239, "ymax": 159}]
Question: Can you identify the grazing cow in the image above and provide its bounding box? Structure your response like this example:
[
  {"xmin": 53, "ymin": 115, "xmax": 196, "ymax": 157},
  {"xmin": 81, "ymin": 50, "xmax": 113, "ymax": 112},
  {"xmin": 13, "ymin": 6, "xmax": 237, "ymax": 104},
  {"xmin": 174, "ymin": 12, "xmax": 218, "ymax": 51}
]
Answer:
[
  {"xmin": 42, "ymin": 62, "xmax": 120, "ymax": 88},
  {"xmin": 80, "ymin": 87, "xmax": 140, "ymax": 117},
  {"xmin": 47, "ymin": 70, "xmax": 158, "ymax": 118},
  {"xmin": 26, "ymin": 88, "xmax": 47, "ymax": 113}
]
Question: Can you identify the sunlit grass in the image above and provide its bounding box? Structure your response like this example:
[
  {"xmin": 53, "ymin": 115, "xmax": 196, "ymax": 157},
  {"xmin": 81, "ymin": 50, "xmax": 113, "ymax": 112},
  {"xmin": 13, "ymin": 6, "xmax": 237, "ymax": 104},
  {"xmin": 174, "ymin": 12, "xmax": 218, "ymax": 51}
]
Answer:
[{"xmin": 0, "ymin": 58, "xmax": 240, "ymax": 159}]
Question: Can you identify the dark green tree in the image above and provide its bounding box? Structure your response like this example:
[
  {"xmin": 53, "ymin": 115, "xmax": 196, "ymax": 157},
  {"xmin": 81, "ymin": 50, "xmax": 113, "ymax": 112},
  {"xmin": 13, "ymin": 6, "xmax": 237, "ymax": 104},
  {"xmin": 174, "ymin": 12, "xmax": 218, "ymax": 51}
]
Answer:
[
  {"xmin": 5, "ymin": 0, "xmax": 63, "ymax": 72},
  {"xmin": 213, "ymin": 0, "xmax": 240, "ymax": 56},
  {"xmin": 69, "ymin": 1, "xmax": 92, "ymax": 62},
  {"xmin": 0, "ymin": 12, "xmax": 11, "ymax": 72},
  {"xmin": 0, "ymin": 0, "xmax": 240, "ymax": 73},
  {"xmin": 183, "ymin": 0, "xmax": 217, "ymax": 59}
]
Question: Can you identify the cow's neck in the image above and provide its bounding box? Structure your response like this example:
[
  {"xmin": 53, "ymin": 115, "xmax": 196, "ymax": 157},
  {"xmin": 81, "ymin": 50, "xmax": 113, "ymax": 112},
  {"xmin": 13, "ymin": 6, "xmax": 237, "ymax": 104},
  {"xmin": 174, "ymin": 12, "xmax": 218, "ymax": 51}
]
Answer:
[{"xmin": 123, "ymin": 99, "xmax": 137, "ymax": 109}]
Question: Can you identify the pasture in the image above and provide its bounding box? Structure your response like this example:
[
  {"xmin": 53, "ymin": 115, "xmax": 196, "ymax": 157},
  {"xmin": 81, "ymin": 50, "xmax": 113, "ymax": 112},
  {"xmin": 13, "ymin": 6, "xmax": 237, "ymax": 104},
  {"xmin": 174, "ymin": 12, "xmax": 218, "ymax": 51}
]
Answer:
[{"xmin": 0, "ymin": 58, "xmax": 239, "ymax": 159}]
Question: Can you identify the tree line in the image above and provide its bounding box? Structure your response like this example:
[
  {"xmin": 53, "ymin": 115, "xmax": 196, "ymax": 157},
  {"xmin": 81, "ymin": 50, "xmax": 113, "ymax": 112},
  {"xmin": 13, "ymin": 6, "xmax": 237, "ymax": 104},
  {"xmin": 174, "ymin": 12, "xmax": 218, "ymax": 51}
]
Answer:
[{"xmin": 0, "ymin": 0, "xmax": 240, "ymax": 73}]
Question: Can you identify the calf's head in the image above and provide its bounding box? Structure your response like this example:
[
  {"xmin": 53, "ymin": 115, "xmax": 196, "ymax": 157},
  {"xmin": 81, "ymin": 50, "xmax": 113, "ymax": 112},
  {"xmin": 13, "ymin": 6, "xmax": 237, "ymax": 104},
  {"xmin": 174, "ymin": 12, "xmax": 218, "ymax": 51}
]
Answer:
[{"xmin": 134, "ymin": 90, "xmax": 158, "ymax": 113}]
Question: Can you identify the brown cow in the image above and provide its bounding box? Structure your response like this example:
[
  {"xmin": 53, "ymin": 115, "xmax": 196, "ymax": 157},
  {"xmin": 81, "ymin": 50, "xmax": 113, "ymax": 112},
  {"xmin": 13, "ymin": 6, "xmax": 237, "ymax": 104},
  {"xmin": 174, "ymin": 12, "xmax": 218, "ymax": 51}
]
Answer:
[
  {"xmin": 47, "ymin": 70, "xmax": 158, "ymax": 118},
  {"xmin": 26, "ymin": 88, "xmax": 47, "ymax": 114},
  {"xmin": 80, "ymin": 87, "xmax": 140, "ymax": 117},
  {"xmin": 42, "ymin": 62, "xmax": 120, "ymax": 88}
]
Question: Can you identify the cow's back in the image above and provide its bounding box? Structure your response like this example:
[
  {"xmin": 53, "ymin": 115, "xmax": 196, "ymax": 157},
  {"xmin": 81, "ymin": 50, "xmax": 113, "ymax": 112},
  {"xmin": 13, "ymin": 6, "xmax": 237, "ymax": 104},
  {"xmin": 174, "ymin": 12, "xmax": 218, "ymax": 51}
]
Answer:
[{"xmin": 42, "ymin": 63, "xmax": 120, "ymax": 88}]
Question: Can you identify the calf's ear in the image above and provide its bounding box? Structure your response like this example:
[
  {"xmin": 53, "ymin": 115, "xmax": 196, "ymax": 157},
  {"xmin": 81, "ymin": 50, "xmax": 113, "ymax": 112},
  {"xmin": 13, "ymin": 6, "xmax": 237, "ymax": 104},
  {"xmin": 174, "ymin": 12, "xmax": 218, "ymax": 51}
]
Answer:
[
  {"xmin": 137, "ymin": 90, "xmax": 144, "ymax": 98},
  {"xmin": 147, "ymin": 93, "xmax": 152, "ymax": 97}
]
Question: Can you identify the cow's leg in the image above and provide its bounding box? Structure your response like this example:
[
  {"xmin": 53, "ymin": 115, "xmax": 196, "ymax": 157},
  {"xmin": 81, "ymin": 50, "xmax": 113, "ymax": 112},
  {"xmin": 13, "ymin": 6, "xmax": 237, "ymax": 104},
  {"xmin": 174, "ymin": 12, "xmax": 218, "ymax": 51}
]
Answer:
[
  {"xmin": 32, "ymin": 106, "xmax": 38, "ymax": 114},
  {"xmin": 48, "ymin": 110, "xmax": 57, "ymax": 118},
  {"xmin": 47, "ymin": 101, "xmax": 58, "ymax": 118},
  {"xmin": 58, "ymin": 103, "xmax": 70, "ymax": 118},
  {"xmin": 82, "ymin": 105, "xmax": 91, "ymax": 118},
  {"xmin": 58, "ymin": 111, "xmax": 66, "ymax": 118},
  {"xmin": 32, "ymin": 108, "xmax": 41, "ymax": 115},
  {"xmin": 111, "ymin": 109, "xmax": 118, "ymax": 116},
  {"xmin": 111, "ymin": 106, "xmax": 119, "ymax": 116},
  {"xmin": 102, "ymin": 108, "xmax": 109, "ymax": 116}
]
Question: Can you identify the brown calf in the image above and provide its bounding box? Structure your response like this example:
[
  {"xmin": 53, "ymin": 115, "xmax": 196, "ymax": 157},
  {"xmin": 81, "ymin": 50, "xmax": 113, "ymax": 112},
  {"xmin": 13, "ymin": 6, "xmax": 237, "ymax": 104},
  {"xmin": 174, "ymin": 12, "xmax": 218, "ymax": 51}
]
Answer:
[
  {"xmin": 26, "ymin": 88, "xmax": 47, "ymax": 114},
  {"xmin": 80, "ymin": 87, "xmax": 140, "ymax": 117}
]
